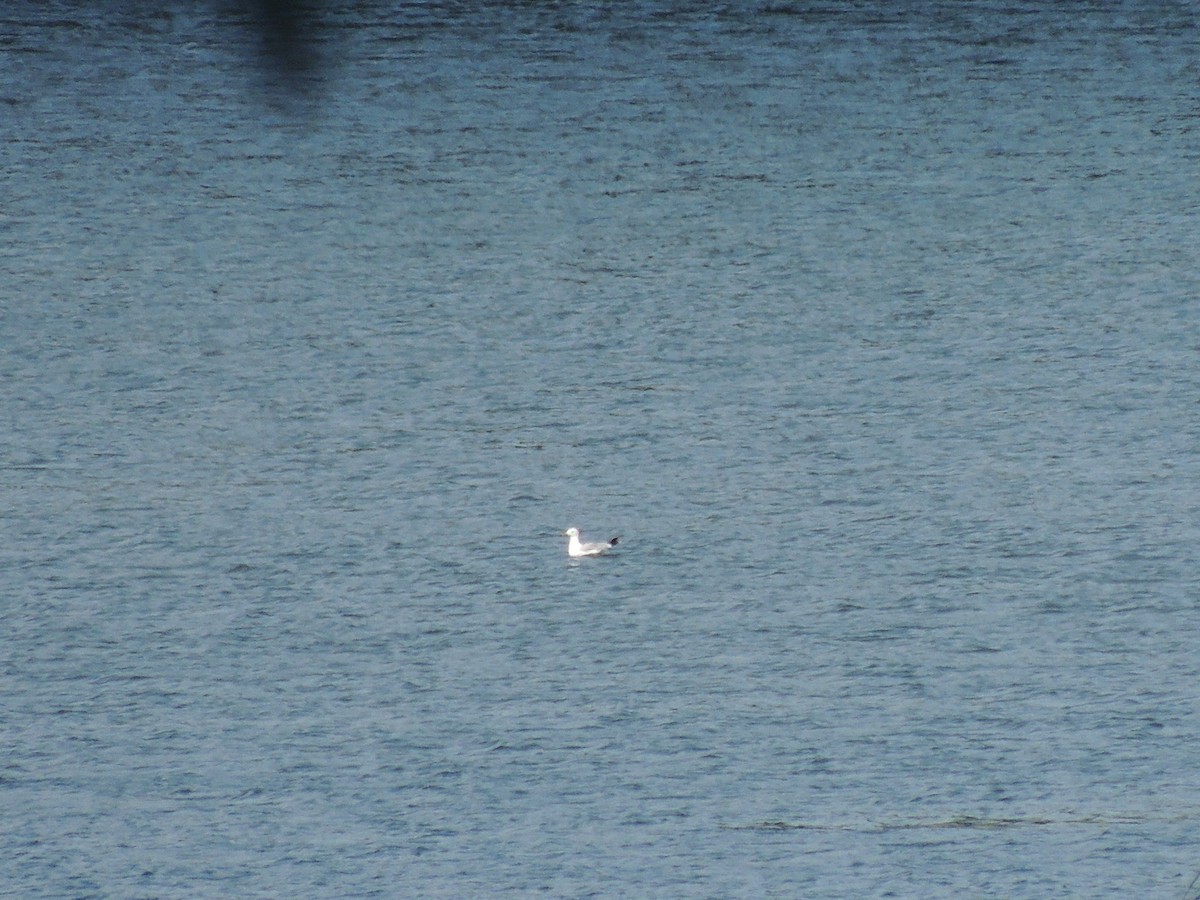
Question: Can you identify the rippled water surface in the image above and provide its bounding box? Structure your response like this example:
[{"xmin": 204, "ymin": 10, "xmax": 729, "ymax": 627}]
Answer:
[{"xmin": 4, "ymin": 2, "xmax": 1200, "ymax": 896}]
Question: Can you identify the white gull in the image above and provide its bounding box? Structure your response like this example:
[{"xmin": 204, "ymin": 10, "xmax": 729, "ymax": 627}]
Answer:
[{"xmin": 563, "ymin": 526, "xmax": 620, "ymax": 558}]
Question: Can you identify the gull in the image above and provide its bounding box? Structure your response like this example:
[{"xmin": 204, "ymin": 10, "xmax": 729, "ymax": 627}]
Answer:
[{"xmin": 563, "ymin": 526, "xmax": 619, "ymax": 558}]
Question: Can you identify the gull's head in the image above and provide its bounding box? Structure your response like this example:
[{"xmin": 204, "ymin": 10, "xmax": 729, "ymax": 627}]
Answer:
[{"xmin": 563, "ymin": 527, "xmax": 579, "ymax": 537}]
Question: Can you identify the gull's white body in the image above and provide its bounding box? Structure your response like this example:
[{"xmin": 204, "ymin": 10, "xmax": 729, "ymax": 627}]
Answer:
[{"xmin": 564, "ymin": 526, "xmax": 619, "ymax": 558}]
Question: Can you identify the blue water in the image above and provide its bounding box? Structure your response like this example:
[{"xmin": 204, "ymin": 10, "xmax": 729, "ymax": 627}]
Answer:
[{"xmin": 4, "ymin": 3, "xmax": 1200, "ymax": 896}]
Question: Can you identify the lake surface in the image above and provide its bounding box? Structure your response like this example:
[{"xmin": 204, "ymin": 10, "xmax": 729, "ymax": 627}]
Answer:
[{"xmin": 3, "ymin": 2, "xmax": 1200, "ymax": 896}]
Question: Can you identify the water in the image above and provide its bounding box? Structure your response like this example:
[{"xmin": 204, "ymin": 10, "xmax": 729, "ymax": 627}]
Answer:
[{"xmin": 3, "ymin": 2, "xmax": 1200, "ymax": 896}]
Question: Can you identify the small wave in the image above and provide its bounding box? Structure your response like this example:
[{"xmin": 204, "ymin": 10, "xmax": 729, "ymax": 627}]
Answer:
[{"xmin": 723, "ymin": 810, "xmax": 1179, "ymax": 832}]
